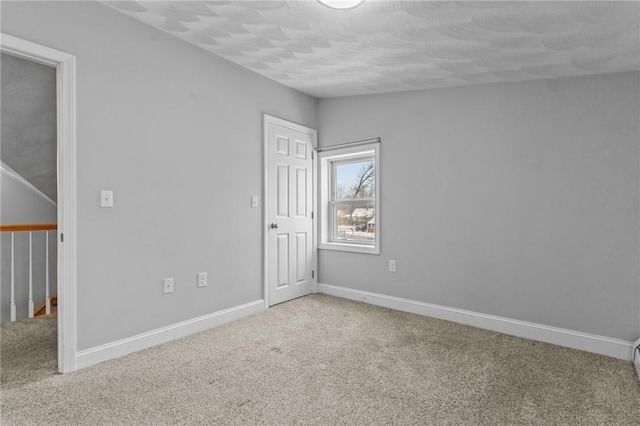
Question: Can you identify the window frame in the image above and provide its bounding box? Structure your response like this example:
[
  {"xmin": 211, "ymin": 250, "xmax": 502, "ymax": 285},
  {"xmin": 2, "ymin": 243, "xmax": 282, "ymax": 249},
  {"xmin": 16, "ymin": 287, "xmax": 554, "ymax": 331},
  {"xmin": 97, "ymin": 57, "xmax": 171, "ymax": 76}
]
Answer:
[
  {"xmin": 329, "ymin": 156, "xmax": 375, "ymax": 242},
  {"xmin": 318, "ymin": 141, "xmax": 380, "ymax": 255}
]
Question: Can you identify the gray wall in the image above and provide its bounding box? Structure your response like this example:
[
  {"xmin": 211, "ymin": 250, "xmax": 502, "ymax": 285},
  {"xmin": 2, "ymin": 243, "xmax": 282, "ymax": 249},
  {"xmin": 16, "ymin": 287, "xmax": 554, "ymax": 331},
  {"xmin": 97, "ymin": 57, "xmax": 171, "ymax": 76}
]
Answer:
[
  {"xmin": 1, "ymin": 170, "xmax": 56, "ymax": 224},
  {"xmin": 1, "ymin": 53, "xmax": 57, "ymax": 203},
  {"xmin": 317, "ymin": 72, "xmax": 640, "ymax": 342},
  {"xmin": 2, "ymin": 1, "xmax": 317, "ymax": 350},
  {"xmin": 1, "ymin": 171, "xmax": 58, "ymax": 322}
]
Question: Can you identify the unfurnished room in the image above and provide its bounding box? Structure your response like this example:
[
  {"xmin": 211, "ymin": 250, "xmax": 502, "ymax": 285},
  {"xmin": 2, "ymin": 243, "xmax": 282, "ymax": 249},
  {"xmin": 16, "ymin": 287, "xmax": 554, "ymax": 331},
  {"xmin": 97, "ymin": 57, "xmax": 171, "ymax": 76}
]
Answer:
[{"xmin": 0, "ymin": 0, "xmax": 639, "ymax": 424}]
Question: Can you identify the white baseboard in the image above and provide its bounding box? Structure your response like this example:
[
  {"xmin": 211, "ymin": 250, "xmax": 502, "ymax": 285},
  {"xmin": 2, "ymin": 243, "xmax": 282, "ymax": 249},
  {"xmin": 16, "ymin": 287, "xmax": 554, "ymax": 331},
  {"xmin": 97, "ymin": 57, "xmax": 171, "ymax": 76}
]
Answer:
[
  {"xmin": 318, "ymin": 284, "xmax": 635, "ymax": 361},
  {"xmin": 76, "ymin": 300, "xmax": 264, "ymax": 370}
]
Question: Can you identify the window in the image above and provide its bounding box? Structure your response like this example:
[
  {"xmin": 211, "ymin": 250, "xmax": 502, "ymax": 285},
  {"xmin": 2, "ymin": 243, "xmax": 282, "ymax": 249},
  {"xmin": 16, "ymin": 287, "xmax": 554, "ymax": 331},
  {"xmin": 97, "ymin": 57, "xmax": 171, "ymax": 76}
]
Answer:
[{"xmin": 318, "ymin": 141, "xmax": 380, "ymax": 254}]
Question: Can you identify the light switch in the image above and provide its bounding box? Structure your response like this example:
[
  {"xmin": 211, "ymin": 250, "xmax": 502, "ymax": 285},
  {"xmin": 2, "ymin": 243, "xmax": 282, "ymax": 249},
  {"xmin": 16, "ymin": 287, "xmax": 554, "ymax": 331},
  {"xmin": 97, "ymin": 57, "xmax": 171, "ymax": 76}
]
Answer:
[
  {"xmin": 251, "ymin": 196, "xmax": 259, "ymax": 208},
  {"xmin": 101, "ymin": 190, "xmax": 113, "ymax": 208}
]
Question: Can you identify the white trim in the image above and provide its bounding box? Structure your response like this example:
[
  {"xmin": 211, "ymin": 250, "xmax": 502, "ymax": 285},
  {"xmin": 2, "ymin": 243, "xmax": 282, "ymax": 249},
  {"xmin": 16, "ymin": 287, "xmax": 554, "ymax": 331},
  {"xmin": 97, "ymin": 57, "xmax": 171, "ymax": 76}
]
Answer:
[
  {"xmin": 312, "ymin": 146, "xmax": 318, "ymax": 294},
  {"xmin": 318, "ymin": 241, "xmax": 379, "ymax": 255},
  {"xmin": 263, "ymin": 115, "xmax": 269, "ymax": 309},
  {"xmin": 1, "ymin": 33, "xmax": 78, "ymax": 373},
  {"xmin": 0, "ymin": 161, "xmax": 57, "ymax": 206},
  {"xmin": 76, "ymin": 300, "xmax": 265, "ymax": 370},
  {"xmin": 633, "ymin": 338, "xmax": 640, "ymax": 380},
  {"xmin": 263, "ymin": 114, "xmax": 318, "ymax": 308},
  {"xmin": 316, "ymin": 137, "xmax": 380, "ymax": 153},
  {"xmin": 318, "ymin": 283, "xmax": 635, "ymax": 361},
  {"xmin": 263, "ymin": 114, "xmax": 318, "ymax": 135}
]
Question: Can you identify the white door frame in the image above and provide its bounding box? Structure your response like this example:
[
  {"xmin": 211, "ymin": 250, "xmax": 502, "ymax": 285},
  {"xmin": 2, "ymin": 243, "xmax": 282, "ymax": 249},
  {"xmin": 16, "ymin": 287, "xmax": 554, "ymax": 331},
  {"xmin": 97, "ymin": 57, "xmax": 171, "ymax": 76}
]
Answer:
[
  {"xmin": 1, "ymin": 33, "xmax": 77, "ymax": 373},
  {"xmin": 263, "ymin": 114, "xmax": 317, "ymax": 309}
]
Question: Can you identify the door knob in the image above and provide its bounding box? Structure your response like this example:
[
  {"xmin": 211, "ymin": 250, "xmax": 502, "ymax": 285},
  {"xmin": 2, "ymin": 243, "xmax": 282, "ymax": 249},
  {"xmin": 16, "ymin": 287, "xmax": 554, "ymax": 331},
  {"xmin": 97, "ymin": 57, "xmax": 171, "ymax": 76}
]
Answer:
[{"xmin": 270, "ymin": 223, "xmax": 278, "ymax": 229}]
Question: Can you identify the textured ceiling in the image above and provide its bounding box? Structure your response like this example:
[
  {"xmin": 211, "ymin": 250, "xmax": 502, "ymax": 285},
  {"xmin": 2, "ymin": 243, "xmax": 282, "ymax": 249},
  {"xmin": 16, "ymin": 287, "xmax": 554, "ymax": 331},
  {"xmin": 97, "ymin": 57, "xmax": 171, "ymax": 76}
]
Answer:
[{"xmin": 104, "ymin": 1, "xmax": 640, "ymax": 98}]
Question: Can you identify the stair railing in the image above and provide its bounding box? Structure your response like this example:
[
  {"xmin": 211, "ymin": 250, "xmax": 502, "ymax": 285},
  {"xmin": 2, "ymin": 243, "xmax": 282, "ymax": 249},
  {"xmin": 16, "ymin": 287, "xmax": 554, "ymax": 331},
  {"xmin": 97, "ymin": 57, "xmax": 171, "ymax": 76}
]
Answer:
[{"xmin": 0, "ymin": 224, "xmax": 57, "ymax": 321}]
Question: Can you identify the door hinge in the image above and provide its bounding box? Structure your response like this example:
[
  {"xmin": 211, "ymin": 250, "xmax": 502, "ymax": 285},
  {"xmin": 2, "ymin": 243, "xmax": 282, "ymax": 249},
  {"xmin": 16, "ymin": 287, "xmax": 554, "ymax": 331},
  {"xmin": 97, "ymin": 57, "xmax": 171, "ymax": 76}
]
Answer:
[
  {"xmin": 60, "ymin": 233, "xmax": 64, "ymax": 243},
  {"xmin": 311, "ymin": 211, "xmax": 314, "ymax": 219},
  {"xmin": 312, "ymin": 270, "xmax": 315, "ymax": 279}
]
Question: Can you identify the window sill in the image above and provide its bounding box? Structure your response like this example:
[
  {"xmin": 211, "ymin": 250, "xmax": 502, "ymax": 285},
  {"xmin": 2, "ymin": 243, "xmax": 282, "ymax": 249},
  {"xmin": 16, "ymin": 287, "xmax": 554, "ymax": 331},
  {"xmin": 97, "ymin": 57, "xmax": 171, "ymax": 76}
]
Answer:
[{"xmin": 318, "ymin": 242, "xmax": 380, "ymax": 255}]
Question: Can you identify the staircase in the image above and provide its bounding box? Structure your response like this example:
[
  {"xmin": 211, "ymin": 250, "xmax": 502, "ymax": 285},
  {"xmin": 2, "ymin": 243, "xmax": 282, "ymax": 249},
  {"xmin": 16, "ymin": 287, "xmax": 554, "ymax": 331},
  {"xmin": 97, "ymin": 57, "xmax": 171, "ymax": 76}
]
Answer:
[
  {"xmin": 1, "ymin": 223, "xmax": 57, "ymax": 322},
  {"xmin": 34, "ymin": 296, "xmax": 58, "ymax": 318}
]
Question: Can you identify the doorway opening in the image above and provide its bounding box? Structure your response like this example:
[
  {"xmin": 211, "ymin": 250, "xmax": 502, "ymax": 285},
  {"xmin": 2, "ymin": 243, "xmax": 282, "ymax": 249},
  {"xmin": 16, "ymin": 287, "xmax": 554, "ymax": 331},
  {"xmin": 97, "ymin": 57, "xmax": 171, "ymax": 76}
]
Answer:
[{"xmin": 0, "ymin": 34, "xmax": 77, "ymax": 374}]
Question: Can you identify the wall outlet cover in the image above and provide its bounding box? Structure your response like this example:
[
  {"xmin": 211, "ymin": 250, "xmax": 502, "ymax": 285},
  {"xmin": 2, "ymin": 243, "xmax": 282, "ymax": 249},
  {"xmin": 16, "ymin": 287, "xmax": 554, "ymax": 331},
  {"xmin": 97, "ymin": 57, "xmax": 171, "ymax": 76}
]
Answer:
[
  {"xmin": 163, "ymin": 278, "xmax": 174, "ymax": 294},
  {"xmin": 197, "ymin": 272, "xmax": 207, "ymax": 288}
]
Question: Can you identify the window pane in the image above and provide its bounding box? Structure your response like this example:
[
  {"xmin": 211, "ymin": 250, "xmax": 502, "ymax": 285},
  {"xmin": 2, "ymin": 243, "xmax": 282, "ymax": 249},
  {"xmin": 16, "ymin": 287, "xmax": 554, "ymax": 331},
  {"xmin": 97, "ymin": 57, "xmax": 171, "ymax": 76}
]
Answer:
[
  {"xmin": 334, "ymin": 160, "xmax": 375, "ymax": 201},
  {"xmin": 333, "ymin": 203, "xmax": 375, "ymax": 244}
]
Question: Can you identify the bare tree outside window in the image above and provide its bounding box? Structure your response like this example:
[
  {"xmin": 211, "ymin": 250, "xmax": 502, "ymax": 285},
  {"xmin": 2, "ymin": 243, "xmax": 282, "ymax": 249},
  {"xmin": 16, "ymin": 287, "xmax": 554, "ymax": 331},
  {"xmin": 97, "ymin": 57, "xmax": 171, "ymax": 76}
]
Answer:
[
  {"xmin": 333, "ymin": 159, "xmax": 375, "ymax": 243},
  {"xmin": 350, "ymin": 162, "xmax": 375, "ymax": 199}
]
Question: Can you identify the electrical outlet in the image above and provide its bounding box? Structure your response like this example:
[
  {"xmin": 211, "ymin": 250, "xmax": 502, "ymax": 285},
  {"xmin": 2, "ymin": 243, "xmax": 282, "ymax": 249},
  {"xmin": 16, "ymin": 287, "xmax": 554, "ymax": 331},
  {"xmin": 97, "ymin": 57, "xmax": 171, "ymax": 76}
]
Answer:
[
  {"xmin": 163, "ymin": 278, "xmax": 174, "ymax": 294},
  {"xmin": 389, "ymin": 259, "xmax": 397, "ymax": 272},
  {"xmin": 197, "ymin": 272, "xmax": 207, "ymax": 288}
]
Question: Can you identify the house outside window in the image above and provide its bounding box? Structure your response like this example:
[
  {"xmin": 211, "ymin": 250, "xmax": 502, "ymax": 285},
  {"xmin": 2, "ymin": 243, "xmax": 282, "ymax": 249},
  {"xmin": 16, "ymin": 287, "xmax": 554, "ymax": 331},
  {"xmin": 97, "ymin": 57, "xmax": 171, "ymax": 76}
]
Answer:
[{"xmin": 318, "ymin": 141, "xmax": 380, "ymax": 254}]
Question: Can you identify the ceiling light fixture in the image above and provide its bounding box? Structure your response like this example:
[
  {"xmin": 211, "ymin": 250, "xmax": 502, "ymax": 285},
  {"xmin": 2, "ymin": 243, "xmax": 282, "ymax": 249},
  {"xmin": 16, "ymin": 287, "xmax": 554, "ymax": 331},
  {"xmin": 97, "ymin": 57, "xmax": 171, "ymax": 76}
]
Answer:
[{"xmin": 317, "ymin": 0, "xmax": 365, "ymax": 10}]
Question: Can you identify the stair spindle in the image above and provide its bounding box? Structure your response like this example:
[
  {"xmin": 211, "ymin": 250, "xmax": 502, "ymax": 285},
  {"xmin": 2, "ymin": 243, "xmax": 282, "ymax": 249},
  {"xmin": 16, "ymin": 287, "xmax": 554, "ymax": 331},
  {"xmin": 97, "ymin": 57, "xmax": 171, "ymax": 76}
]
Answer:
[
  {"xmin": 28, "ymin": 232, "xmax": 34, "ymax": 318},
  {"xmin": 10, "ymin": 232, "xmax": 16, "ymax": 322},
  {"xmin": 45, "ymin": 231, "xmax": 51, "ymax": 315}
]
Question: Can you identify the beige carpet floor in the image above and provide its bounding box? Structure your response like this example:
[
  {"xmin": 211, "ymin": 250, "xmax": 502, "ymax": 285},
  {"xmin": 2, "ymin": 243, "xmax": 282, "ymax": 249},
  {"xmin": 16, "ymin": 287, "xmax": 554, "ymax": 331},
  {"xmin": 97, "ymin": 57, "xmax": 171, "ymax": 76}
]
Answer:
[
  {"xmin": 1, "ymin": 294, "xmax": 639, "ymax": 425},
  {"xmin": 1, "ymin": 316, "xmax": 58, "ymax": 389}
]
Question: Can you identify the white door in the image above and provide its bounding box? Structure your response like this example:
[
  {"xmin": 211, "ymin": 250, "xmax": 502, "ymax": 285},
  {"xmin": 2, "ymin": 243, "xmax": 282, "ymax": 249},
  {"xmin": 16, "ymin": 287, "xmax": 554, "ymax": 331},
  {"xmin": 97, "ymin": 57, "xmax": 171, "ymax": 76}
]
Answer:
[{"xmin": 265, "ymin": 116, "xmax": 315, "ymax": 306}]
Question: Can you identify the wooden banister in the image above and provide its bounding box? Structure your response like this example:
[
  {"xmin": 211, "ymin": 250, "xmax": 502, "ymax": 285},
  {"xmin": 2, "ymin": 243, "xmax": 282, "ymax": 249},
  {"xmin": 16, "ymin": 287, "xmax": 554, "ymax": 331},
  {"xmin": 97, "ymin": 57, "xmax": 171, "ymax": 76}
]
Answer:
[
  {"xmin": 0, "ymin": 224, "xmax": 57, "ymax": 232},
  {"xmin": 34, "ymin": 296, "xmax": 57, "ymax": 317}
]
